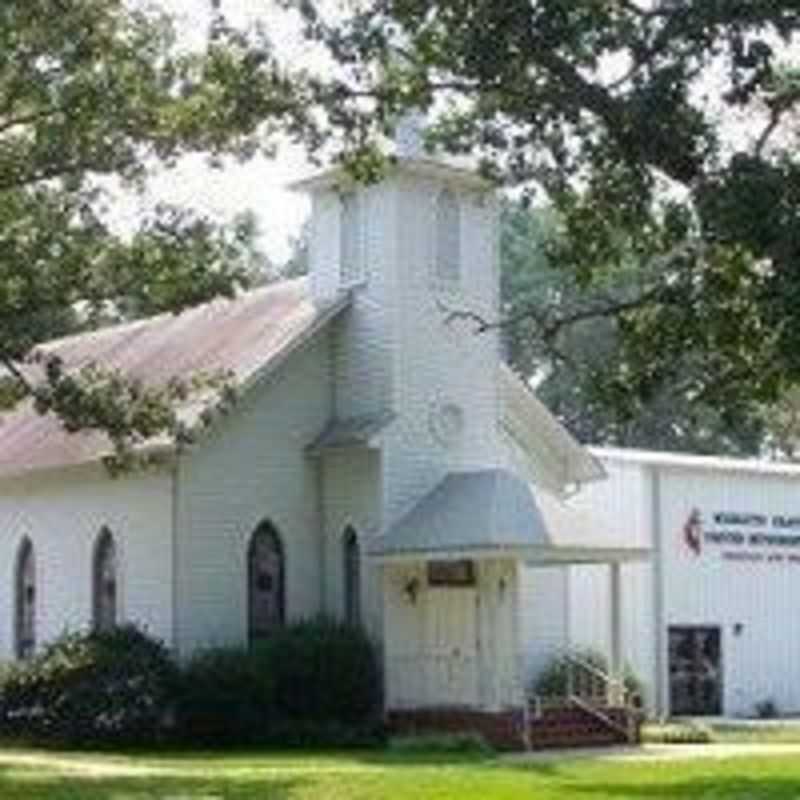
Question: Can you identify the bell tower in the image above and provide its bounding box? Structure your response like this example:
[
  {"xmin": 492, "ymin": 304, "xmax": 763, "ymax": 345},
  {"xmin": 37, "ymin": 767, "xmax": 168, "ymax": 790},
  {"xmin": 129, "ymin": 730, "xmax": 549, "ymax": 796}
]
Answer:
[{"xmin": 293, "ymin": 137, "xmax": 501, "ymax": 523}]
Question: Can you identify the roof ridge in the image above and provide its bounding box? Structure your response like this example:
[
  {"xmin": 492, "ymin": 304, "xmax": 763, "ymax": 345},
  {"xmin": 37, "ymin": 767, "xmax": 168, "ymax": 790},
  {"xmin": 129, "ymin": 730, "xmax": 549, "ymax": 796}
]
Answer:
[
  {"xmin": 0, "ymin": 275, "xmax": 339, "ymax": 482},
  {"xmin": 39, "ymin": 277, "xmax": 309, "ymax": 352}
]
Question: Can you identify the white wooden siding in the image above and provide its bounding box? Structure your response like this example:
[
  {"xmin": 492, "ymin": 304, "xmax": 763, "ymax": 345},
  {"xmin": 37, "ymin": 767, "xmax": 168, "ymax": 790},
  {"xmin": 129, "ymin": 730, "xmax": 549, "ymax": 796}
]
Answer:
[
  {"xmin": 174, "ymin": 335, "xmax": 332, "ymax": 657},
  {"xmin": 320, "ymin": 448, "xmax": 383, "ymax": 642},
  {"xmin": 0, "ymin": 465, "xmax": 173, "ymax": 659},
  {"xmin": 519, "ymin": 565, "xmax": 569, "ymax": 688},
  {"xmin": 381, "ymin": 176, "xmax": 501, "ymax": 527},
  {"xmin": 566, "ymin": 458, "xmax": 658, "ymax": 712}
]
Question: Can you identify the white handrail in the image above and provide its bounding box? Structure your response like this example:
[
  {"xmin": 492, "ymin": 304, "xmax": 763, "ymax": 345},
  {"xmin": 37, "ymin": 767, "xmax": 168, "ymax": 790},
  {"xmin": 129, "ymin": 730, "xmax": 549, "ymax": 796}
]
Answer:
[
  {"xmin": 527, "ymin": 651, "xmax": 639, "ymax": 745},
  {"xmin": 563, "ymin": 652, "xmax": 625, "ymax": 692},
  {"xmin": 530, "ymin": 650, "xmax": 636, "ymax": 710}
]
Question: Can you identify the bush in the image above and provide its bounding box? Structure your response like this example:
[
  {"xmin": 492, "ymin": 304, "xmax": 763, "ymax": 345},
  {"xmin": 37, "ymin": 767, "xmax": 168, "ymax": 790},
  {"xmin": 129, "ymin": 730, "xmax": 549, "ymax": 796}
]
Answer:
[
  {"xmin": 259, "ymin": 617, "xmax": 382, "ymax": 724},
  {"xmin": 642, "ymin": 721, "xmax": 715, "ymax": 744},
  {"xmin": 755, "ymin": 698, "xmax": 779, "ymax": 719},
  {"xmin": 388, "ymin": 732, "xmax": 493, "ymax": 756},
  {"xmin": 176, "ymin": 645, "xmax": 276, "ymax": 743},
  {"xmin": 0, "ymin": 625, "xmax": 178, "ymax": 746},
  {"xmin": 531, "ymin": 648, "xmax": 644, "ymax": 706},
  {"xmin": 256, "ymin": 719, "xmax": 386, "ymax": 748},
  {"xmin": 176, "ymin": 617, "xmax": 384, "ymax": 746}
]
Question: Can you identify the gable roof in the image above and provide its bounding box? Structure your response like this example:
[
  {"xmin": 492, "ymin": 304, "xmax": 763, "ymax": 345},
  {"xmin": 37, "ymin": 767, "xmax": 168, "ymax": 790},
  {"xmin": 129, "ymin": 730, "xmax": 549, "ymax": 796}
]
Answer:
[
  {"xmin": 0, "ymin": 277, "xmax": 599, "ymax": 487},
  {"xmin": 0, "ymin": 278, "xmax": 348, "ymax": 481},
  {"xmin": 289, "ymin": 156, "xmax": 494, "ymax": 195}
]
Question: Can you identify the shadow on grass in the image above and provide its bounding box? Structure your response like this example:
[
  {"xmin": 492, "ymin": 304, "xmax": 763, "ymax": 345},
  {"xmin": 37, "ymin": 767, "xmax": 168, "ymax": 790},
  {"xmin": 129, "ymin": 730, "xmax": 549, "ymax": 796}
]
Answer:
[{"xmin": 2, "ymin": 743, "xmax": 499, "ymax": 770}]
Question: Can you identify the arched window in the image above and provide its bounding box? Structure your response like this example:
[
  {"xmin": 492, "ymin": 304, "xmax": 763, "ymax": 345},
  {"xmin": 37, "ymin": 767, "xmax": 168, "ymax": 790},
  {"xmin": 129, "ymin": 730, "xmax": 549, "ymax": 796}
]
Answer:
[
  {"xmin": 340, "ymin": 192, "xmax": 364, "ymax": 285},
  {"xmin": 14, "ymin": 538, "xmax": 35, "ymax": 660},
  {"xmin": 343, "ymin": 527, "xmax": 361, "ymax": 626},
  {"xmin": 248, "ymin": 522, "xmax": 285, "ymax": 643},
  {"xmin": 434, "ymin": 188, "xmax": 460, "ymax": 285},
  {"xmin": 93, "ymin": 528, "xmax": 118, "ymax": 633}
]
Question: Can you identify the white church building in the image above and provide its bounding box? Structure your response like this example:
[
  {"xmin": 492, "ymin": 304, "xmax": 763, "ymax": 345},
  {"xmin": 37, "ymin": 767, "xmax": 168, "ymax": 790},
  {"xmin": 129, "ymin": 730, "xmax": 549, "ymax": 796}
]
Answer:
[{"xmin": 0, "ymin": 150, "xmax": 647, "ymax": 747}]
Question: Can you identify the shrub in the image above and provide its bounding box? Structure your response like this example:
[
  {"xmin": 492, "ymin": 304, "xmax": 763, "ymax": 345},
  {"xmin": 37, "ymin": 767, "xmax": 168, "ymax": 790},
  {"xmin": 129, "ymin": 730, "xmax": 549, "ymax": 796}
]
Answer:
[
  {"xmin": 531, "ymin": 648, "xmax": 644, "ymax": 706},
  {"xmin": 755, "ymin": 698, "xmax": 779, "ymax": 719},
  {"xmin": 388, "ymin": 732, "xmax": 494, "ymax": 756},
  {"xmin": 0, "ymin": 625, "xmax": 178, "ymax": 746},
  {"xmin": 257, "ymin": 719, "xmax": 386, "ymax": 748},
  {"xmin": 176, "ymin": 645, "xmax": 276, "ymax": 743},
  {"xmin": 642, "ymin": 721, "xmax": 714, "ymax": 744},
  {"xmin": 258, "ymin": 617, "xmax": 382, "ymax": 724},
  {"xmin": 176, "ymin": 617, "xmax": 384, "ymax": 746}
]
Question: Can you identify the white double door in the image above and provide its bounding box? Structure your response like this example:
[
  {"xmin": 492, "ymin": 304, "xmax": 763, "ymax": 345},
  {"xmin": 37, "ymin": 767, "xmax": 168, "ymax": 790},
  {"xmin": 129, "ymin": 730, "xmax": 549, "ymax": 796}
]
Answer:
[{"xmin": 424, "ymin": 587, "xmax": 480, "ymax": 706}]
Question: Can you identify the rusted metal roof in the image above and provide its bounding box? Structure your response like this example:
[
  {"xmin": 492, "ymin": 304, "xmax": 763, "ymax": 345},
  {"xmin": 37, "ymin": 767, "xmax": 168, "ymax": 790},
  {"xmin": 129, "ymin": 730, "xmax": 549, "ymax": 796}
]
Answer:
[
  {"xmin": 0, "ymin": 276, "xmax": 600, "ymax": 493},
  {"xmin": 0, "ymin": 278, "xmax": 349, "ymax": 481}
]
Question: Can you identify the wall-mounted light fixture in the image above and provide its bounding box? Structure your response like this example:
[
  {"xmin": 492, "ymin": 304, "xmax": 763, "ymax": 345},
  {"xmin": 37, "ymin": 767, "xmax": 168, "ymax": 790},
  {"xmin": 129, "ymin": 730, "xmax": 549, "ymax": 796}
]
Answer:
[
  {"xmin": 733, "ymin": 622, "xmax": 744, "ymax": 637},
  {"xmin": 498, "ymin": 577, "xmax": 507, "ymax": 602},
  {"xmin": 404, "ymin": 577, "xmax": 420, "ymax": 605}
]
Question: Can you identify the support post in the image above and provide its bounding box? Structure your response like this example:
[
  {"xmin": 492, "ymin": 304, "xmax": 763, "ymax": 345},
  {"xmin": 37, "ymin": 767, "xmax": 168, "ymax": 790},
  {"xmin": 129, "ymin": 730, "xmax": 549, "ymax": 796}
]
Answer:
[{"xmin": 609, "ymin": 562, "xmax": 624, "ymax": 706}]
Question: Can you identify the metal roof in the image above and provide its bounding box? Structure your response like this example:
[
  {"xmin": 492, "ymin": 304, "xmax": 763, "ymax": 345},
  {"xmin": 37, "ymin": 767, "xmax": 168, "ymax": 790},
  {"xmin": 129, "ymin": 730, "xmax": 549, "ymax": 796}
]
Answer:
[
  {"xmin": 371, "ymin": 469, "xmax": 647, "ymax": 562},
  {"xmin": 0, "ymin": 278, "xmax": 349, "ymax": 481},
  {"xmin": 499, "ymin": 365, "xmax": 606, "ymax": 493},
  {"xmin": 592, "ymin": 446, "xmax": 800, "ymax": 478},
  {"xmin": 306, "ymin": 411, "xmax": 396, "ymax": 455},
  {"xmin": 0, "ymin": 274, "xmax": 601, "ymax": 490},
  {"xmin": 289, "ymin": 156, "xmax": 494, "ymax": 194}
]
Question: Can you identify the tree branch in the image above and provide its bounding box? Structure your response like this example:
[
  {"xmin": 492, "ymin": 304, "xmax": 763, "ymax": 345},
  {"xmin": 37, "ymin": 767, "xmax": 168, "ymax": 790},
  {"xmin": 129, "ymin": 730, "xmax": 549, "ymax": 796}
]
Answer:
[
  {"xmin": 0, "ymin": 355, "xmax": 34, "ymax": 396},
  {"xmin": 437, "ymin": 284, "xmax": 665, "ymax": 343},
  {"xmin": 754, "ymin": 90, "xmax": 800, "ymax": 156},
  {"xmin": 0, "ymin": 105, "xmax": 67, "ymax": 136}
]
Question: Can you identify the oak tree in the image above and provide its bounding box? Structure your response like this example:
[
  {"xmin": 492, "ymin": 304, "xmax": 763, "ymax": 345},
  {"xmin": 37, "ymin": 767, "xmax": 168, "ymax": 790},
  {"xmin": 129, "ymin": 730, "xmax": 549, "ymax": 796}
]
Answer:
[
  {"xmin": 0, "ymin": 0, "xmax": 316, "ymax": 468},
  {"xmin": 300, "ymin": 0, "xmax": 800, "ymax": 430}
]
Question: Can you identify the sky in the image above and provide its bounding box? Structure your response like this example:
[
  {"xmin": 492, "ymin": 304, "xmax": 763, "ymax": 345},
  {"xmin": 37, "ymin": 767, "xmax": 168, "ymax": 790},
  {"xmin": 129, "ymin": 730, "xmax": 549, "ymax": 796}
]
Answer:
[
  {"xmin": 133, "ymin": 1, "xmax": 793, "ymax": 264},
  {"xmin": 131, "ymin": 0, "xmax": 321, "ymax": 264}
]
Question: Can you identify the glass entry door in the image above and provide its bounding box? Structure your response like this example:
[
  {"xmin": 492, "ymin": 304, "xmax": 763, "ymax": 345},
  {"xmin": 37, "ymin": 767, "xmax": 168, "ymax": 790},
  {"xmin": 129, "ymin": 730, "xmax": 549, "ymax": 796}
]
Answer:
[{"xmin": 668, "ymin": 626, "xmax": 722, "ymax": 716}]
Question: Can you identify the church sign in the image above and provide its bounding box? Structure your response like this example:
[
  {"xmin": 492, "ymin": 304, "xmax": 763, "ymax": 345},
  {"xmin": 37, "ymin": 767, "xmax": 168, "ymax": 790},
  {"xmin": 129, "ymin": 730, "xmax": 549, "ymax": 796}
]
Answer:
[{"xmin": 681, "ymin": 508, "xmax": 800, "ymax": 565}]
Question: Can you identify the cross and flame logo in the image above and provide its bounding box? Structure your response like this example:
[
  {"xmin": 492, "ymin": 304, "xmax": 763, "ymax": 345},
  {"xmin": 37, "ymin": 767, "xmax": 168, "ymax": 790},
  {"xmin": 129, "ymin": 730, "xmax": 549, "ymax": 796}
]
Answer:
[{"xmin": 683, "ymin": 508, "xmax": 703, "ymax": 556}]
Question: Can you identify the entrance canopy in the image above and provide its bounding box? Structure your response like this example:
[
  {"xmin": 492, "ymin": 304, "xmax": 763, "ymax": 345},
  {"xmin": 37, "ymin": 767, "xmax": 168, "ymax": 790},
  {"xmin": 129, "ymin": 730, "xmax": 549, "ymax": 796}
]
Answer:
[{"xmin": 370, "ymin": 469, "xmax": 648, "ymax": 564}]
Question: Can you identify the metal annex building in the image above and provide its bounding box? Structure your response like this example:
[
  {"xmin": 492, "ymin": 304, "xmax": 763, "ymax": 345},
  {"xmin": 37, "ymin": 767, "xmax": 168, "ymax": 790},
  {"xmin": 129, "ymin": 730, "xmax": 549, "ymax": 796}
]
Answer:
[{"xmin": 570, "ymin": 448, "xmax": 800, "ymax": 718}]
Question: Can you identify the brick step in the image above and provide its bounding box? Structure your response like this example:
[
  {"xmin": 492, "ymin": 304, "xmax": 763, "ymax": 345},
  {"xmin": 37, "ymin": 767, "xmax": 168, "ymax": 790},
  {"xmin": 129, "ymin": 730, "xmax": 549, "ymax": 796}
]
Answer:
[
  {"xmin": 532, "ymin": 728, "xmax": 624, "ymax": 739},
  {"xmin": 532, "ymin": 717, "xmax": 616, "ymax": 728},
  {"xmin": 527, "ymin": 705, "xmax": 633, "ymax": 749},
  {"xmin": 386, "ymin": 705, "xmax": 640, "ymax": 751},
  {"xmin": 529, "ymin": 718, "xmax": 626, "ymax": 734},
  {"xmin": 530, "ymin": 734, "xmax": 624, "ymax": 749}
]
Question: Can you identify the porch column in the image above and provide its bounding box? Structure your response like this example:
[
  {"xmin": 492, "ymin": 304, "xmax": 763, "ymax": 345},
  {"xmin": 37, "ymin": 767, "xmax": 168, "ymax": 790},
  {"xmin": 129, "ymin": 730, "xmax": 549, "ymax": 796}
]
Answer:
[{"xmin": 609, "ymin": 562, "xmax": 624, "ymax": 706}]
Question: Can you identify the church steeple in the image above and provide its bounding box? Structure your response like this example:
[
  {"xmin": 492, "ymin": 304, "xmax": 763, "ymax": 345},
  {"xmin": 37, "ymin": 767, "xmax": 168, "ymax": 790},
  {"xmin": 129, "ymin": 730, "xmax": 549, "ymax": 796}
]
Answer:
[
  {"xmin": 394, "ymin": 110, "xmax": 427, "ymax": 159},
  {"xmin": 291, "ymin": 135, "xmax": 500, "ymax": 495}
]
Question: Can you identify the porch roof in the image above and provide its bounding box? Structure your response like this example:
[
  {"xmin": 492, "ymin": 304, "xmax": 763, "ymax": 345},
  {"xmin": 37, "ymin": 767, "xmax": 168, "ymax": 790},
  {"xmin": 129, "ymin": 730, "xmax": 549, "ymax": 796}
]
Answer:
[{"xmin": 370, "ymin": 469, "xmax": 648, "ymax": 564}]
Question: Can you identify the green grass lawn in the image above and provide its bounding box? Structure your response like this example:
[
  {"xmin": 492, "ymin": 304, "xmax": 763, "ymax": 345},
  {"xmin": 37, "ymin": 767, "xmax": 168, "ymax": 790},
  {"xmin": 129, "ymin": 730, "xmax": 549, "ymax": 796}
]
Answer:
[
  {"xmin": 711, "ymin": 723, "xmax": 800, "ymax": 744},
  {"xmin": 0, "ymin": 748, "xmax": 799, "ymax": 799},
  {"xmin": 643, "ymin": 719, "xmax": 800, "ymax": 745}
]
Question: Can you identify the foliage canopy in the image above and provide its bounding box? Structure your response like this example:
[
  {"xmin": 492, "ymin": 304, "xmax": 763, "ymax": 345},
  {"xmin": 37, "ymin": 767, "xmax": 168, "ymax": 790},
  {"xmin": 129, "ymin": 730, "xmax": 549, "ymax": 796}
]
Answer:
[
  {"xmin": 0, "ymin": 0, "xmax": 318, "ymax": 468},
  {"xmin": 300, "ymin": 0, "xmax": 800, "ymax": 429},
  {"xmin": 500, "ymin": 201, "xmax": 768, "ymax": 455},
  {"xmin": 6, "ymin": 1, "xmax": 800, "ymax": 462}
]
